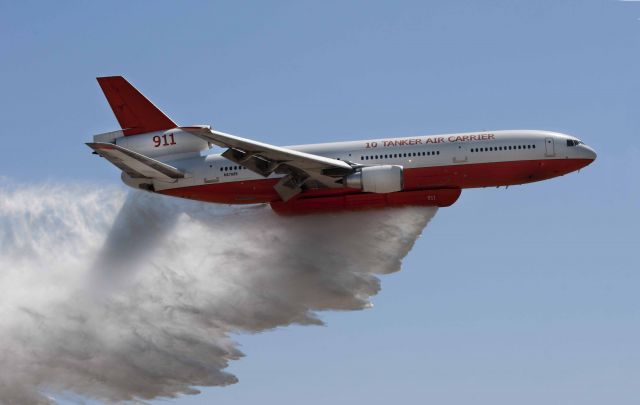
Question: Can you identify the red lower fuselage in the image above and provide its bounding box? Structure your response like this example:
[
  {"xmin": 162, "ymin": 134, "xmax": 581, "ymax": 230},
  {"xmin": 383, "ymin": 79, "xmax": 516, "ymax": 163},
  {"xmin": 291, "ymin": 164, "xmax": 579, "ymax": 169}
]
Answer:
[{"xmin": 158, "ymin": 154, "xmax": 594, "ymax": 214}]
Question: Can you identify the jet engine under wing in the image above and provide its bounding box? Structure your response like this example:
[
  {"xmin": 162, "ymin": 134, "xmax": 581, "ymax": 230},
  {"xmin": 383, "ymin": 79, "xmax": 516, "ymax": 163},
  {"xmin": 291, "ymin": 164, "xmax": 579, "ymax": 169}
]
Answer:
[
  {"xmin": 86, "ymin": 142, "xmax": 185, "ymax": 182},
  {"xmin": 181, "ymin": 126, "xmax": 356, "ymax": 201}
]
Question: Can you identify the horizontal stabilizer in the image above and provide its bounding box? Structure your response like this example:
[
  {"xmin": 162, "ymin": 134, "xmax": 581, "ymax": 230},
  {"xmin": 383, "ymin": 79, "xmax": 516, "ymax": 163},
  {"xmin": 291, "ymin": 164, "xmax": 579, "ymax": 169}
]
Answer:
[{"xmin": 86, "ymin": 142, "xmax": 185, "ymax": 181}]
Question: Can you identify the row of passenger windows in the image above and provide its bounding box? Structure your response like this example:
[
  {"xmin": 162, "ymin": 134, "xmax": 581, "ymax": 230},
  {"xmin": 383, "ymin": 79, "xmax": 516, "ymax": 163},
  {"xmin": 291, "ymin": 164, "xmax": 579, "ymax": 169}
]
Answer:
[
  {"xmin": 220, "ymin": 165, "xmax": 246, "ymax": 172},
  {"xmin": 215, "ymin": 143, "xmax": 535, "ymax": 169},
  {"xmin": 471, "ymin": 144, "xmax": 535, "ymax": 153},
  {"xmin": 360, "ymin": 150, "xmax": 440, "ymax": 161}
]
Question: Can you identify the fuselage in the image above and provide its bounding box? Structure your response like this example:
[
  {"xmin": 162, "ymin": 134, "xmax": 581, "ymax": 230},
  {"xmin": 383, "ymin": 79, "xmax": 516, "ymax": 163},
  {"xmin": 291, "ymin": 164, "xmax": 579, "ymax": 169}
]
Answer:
[{"xmin": 147, "ymin": 130, "xmax": 596, "ymax": 207}]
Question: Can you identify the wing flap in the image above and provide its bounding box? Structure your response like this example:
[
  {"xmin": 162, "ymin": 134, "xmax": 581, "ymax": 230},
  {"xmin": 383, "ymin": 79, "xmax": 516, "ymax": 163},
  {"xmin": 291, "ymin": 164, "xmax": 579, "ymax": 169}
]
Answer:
[{"xmin": 86, "ymin": 142, "xmax": 185, "ymax": 181}]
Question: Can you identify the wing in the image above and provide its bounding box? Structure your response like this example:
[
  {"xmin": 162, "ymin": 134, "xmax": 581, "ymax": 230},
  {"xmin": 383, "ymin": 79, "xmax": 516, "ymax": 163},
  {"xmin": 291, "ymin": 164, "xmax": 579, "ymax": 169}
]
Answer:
[
  {"xmin": 181, "ymin": 126, "xmax": 356, "ymax": 201},
  {"xmin": 87, "ymin": 142, "xmax": 185, "ymax": 181}
]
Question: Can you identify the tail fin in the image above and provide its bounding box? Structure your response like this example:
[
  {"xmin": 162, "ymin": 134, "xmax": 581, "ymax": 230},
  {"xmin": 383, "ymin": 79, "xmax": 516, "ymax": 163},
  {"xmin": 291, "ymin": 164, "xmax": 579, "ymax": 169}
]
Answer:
[{"xmin": 97, "ymin": 76, "xmax": 177, "ymax": 136}]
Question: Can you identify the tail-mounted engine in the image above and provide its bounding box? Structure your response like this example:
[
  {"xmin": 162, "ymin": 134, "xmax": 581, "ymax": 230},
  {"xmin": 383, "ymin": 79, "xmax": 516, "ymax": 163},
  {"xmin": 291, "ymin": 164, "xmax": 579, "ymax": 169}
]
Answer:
[
  {"xmin": 115, "ymin": 129, "xmax": 210, "ymax": 159},
  {"xmin": 344, "ymin": 165, "xmax": 404, "ymax": 193},
  {"xmin": 93, "ymin": 129, "xmax": 210, "ymax": 160}
]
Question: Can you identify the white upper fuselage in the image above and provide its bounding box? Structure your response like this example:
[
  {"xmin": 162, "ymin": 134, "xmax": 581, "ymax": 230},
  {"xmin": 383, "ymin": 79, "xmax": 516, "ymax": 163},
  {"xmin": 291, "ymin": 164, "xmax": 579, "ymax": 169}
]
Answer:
[{"xmin": 147, "ymin": 129, "xmax": 596, "ymax": 192}]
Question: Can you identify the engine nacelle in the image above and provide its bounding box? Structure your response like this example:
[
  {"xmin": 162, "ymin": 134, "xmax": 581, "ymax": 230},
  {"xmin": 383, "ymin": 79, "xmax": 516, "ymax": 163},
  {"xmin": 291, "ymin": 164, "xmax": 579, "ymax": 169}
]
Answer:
[
  {"xmin": 115, "ymin": 129, "xmax": 210, "ymax": 159},
  {"xmin": 344, "ymin": 165, "xmax": 404, "ymax": 193}
]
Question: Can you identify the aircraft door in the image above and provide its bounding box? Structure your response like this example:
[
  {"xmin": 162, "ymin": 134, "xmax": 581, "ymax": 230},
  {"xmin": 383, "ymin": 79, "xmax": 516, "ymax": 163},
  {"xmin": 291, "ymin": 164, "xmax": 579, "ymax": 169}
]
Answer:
[
  {"xmin": 453, "ymin": 144, "xmax": 468, "ymax": 163},
  {"xmin": 545, "ymin": 137, "xmax": 555, "ymax": 157}
]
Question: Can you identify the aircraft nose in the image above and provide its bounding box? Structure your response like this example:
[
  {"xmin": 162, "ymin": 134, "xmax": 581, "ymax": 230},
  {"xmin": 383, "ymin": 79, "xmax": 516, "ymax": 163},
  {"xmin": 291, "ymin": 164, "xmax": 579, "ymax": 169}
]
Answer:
[{"xmin": 581, "ymin": 144, "xmax": 597, "ymax": 161}]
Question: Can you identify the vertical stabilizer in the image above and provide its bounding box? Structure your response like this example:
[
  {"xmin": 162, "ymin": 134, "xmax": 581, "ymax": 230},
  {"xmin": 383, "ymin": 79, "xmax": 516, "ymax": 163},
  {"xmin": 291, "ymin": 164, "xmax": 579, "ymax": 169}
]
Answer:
[{"xmin": 97, "ymin": 76, "xmax": 177, "ymax": 136}]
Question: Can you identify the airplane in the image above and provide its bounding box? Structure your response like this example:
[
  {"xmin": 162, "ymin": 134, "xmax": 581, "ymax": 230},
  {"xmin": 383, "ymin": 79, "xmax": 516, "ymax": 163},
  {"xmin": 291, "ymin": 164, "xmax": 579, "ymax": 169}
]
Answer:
[{"xmin": 87, "ymin": 76, "xmax": 596, "ymax": 214}]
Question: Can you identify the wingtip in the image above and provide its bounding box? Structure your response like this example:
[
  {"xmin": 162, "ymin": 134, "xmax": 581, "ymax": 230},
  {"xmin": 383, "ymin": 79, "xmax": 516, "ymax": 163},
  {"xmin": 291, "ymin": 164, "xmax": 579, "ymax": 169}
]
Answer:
[{"xmin": 86, "ymin": 142, "xmax": 115, "ymax": 151}]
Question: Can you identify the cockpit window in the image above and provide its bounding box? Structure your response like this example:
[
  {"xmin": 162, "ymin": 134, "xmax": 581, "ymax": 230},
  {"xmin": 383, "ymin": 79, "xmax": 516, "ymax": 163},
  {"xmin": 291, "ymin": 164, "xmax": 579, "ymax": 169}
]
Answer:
[{"xmin": 566, "ymin": 139, "xmax": 583, "ymax": 147}]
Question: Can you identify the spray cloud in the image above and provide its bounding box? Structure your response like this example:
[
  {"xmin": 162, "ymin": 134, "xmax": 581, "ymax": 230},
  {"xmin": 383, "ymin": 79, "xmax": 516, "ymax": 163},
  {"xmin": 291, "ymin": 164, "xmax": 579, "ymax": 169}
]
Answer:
[{"xmin": 0, "ymin": 181, "xmax": 436, "ymax": 404}]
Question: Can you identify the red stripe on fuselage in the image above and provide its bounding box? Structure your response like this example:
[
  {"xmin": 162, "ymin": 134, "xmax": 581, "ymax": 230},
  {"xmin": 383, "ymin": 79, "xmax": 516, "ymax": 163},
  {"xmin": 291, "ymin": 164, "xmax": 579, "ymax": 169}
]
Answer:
[{"xmin": 158, "ymin": 158, "xmax": 593, "ymax": 205}]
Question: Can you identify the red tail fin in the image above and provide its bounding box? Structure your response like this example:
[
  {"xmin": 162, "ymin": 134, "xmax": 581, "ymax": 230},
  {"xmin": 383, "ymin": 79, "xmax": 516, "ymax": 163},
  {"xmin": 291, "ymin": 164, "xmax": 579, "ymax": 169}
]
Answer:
[{"xmin": 97, "ymin": 76, "xmax": 177, "ymax": 136}]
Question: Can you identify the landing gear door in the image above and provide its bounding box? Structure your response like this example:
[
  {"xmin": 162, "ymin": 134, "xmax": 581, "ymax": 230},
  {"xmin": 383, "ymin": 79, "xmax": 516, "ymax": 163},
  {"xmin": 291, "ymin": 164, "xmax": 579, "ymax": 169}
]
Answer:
[{"xmin": 545, "ymin": 137, "xmax": 555, "ymax": 157}]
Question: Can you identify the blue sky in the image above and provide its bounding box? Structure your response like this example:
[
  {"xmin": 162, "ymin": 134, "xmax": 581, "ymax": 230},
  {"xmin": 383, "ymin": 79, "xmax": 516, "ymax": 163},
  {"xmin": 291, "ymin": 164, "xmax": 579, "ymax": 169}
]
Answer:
[{"xmin": 1, "ymin": 1, "xmax": 638, "ymax": 404}]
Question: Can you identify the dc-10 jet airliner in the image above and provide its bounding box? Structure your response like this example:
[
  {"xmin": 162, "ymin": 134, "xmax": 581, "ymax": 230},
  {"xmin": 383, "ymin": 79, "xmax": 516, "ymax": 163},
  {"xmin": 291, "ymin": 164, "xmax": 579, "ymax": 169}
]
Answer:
[{"xmin": 88, "ymin": 76, "xmax": 596, "ymax": 214}]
